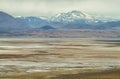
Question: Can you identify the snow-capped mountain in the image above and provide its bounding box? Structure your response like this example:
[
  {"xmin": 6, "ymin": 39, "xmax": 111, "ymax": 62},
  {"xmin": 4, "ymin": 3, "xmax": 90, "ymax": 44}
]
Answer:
[
  {"xmin": 0, "ymin": 10, "xmax": 120, "ymax": 32},
  {"xmin": 50, "ymin": 10, "xmax": 119, "ymax": 23},
  {"xmin": 50, "ymin": 10, "xmax": 94, "ymax": 23}
]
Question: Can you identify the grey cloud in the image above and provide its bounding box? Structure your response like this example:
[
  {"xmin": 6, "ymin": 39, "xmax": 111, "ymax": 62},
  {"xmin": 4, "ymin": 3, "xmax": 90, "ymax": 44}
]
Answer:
[{"xmin": 0, "ymin": 0, "xmax": 120, "ymax": 18}]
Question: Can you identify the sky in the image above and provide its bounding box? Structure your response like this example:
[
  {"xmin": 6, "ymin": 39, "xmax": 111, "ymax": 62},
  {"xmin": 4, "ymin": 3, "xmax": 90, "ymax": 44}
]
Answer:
[{"xmin": 0, "ymin": 0, "xmax": 120, "ymax": 18}]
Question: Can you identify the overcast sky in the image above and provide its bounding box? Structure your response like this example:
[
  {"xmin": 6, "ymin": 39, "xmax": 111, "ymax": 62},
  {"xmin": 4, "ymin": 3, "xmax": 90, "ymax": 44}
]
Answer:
[{"xmin": 0, "ymin": 0, "xmax": 120, "ymax": 18}]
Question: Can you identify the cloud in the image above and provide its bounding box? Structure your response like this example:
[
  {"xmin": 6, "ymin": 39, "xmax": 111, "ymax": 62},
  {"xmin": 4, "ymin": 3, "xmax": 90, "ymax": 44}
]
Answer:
[{"xmin": 0, "ymin": 0, "xmax": 120, "ymax": 18}]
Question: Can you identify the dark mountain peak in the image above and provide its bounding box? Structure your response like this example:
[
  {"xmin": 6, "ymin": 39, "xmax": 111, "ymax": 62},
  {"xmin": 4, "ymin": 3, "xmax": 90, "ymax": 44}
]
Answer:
[
  {"xmin": 0, "ymin": 11, "xmax": 15, "ymax": 22},
  {"xmin": 40, "ymin": 25, "xmax": 55, "ymax": 30},
  {"xmin": 0, "ymin": 11, "xmax": 14, "ymax": 18},
  {"xmin": 0, "ymin": 11, "xmax": 24, "ymax": 31}
]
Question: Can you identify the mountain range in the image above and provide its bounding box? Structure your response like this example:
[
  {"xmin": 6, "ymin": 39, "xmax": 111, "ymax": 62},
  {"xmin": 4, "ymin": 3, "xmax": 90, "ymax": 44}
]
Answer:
[{"xmin": 0, "ymin": 10, "xmax": 120, "ymax": 33}]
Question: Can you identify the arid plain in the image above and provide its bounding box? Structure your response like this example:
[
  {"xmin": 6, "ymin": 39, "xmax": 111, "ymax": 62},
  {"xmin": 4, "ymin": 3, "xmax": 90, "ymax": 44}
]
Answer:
[{"xmin": 0, "ymin": 38, "xmax": 120, "ymax": 79}]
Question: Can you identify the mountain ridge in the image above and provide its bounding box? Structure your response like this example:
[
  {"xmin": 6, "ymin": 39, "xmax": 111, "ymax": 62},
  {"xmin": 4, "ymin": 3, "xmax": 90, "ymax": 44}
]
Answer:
[{"xmin": 0, "ymin": 10, "xmax": 120, "ymax": 31}]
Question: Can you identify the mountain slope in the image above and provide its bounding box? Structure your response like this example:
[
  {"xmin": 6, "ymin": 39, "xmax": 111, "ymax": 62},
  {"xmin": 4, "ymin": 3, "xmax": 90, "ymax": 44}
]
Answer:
[
  {"xmin": 0, "ymin": 11, "xmax": 25, "ymax": 32},
  {"xmin": 0, "ymin": 11, "xmax": 14, "ymax": 22},
  {"xmin": 0, "ymin": 11, "xmax": 120, "ymax": 32},
  {"xmin": 16, "ymin": 16, "xmax": 48, "ymax": 28},
  {"xmin": 50, "ymin": 10, "xmax": 94, "ymax": 23},
  {"xmin": 40, "ymin": 25, "xmax": 56, "ymax": 30}
]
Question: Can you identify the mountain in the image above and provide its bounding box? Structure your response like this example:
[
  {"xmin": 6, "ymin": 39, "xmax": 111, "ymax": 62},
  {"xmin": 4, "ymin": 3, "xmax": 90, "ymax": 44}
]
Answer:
[
  {"xmin": 49, "ymin": 11, "xmax": 99, "ymax": 29},
  {"xmin": 0, "ymin": 11, "xmax": 24, "ymax": 32},
  {"xmin": 0, "ymin": 11, "xmax": 14, "ymax": 22},
  {"xmin": 16, "ymin": 16, "xmax": 48, "ymax": 28},
  {"xmin": 40, "ymin": 25, "xmax": 56, "ymax": 30},
  {"xmin": 50, "ymin": 10, "xmax": 95, "ymax": 23},
  {"xmin": 95, "ymin": 21, "xmax": 120, "ymax": 29},
  {"xmin": 49, "ymin": 10, "xmax": 120, "ymax": 29},
  {"xmin": 50, "ymin": 10, "xmax": 119, "ymax": 24},
  {"xmin": 0, "ymin": 10, "xmax": 120, "ymax": 32}
]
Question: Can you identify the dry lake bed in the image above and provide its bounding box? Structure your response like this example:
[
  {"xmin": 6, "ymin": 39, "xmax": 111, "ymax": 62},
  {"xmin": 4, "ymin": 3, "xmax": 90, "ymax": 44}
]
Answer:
[{"xmin": 0, "ymin": 38, "xmax": 120, "ymax": 79}]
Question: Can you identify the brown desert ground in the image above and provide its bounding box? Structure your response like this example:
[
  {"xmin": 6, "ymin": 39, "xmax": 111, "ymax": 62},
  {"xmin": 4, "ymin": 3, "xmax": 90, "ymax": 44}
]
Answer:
[{"xmin": 0, "ymin": 38, "xmax": 120, "ymax": 79}]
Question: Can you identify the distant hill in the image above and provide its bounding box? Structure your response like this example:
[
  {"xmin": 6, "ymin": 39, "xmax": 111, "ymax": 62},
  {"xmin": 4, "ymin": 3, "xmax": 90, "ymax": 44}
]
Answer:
[
  {"xmin": 40, "ymin": 25, "xmax": 56, "ymax": 30},
  {"xmin": 0, "ymin": 11, "xmax": 24, "ymax": 32},
  {"xmin": 0, "ymin": 11, "xmax": 14, "ymax": 22},
  {"xmin": 16, "ymin": 16, "xmax": 48, "ymax": 28}
]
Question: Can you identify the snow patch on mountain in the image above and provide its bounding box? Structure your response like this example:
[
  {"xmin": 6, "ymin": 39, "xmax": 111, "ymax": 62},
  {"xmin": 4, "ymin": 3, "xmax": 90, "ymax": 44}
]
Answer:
[{"xmin": 50, "ymin": 10, "xmax": 94, "ymax": 23}]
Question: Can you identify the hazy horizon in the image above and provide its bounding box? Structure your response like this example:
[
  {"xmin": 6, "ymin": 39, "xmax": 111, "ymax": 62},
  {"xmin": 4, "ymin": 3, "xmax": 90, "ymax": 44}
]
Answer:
[{"xmin": 0, "ymin": 0, "xmax": 120, "ymax": 18}]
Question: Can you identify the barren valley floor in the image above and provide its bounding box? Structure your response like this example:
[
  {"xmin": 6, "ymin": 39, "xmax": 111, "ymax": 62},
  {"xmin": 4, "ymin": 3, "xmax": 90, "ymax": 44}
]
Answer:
[{"xmin": 0, "ymin": 38, "xmax": 120, "ymax": 79}]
